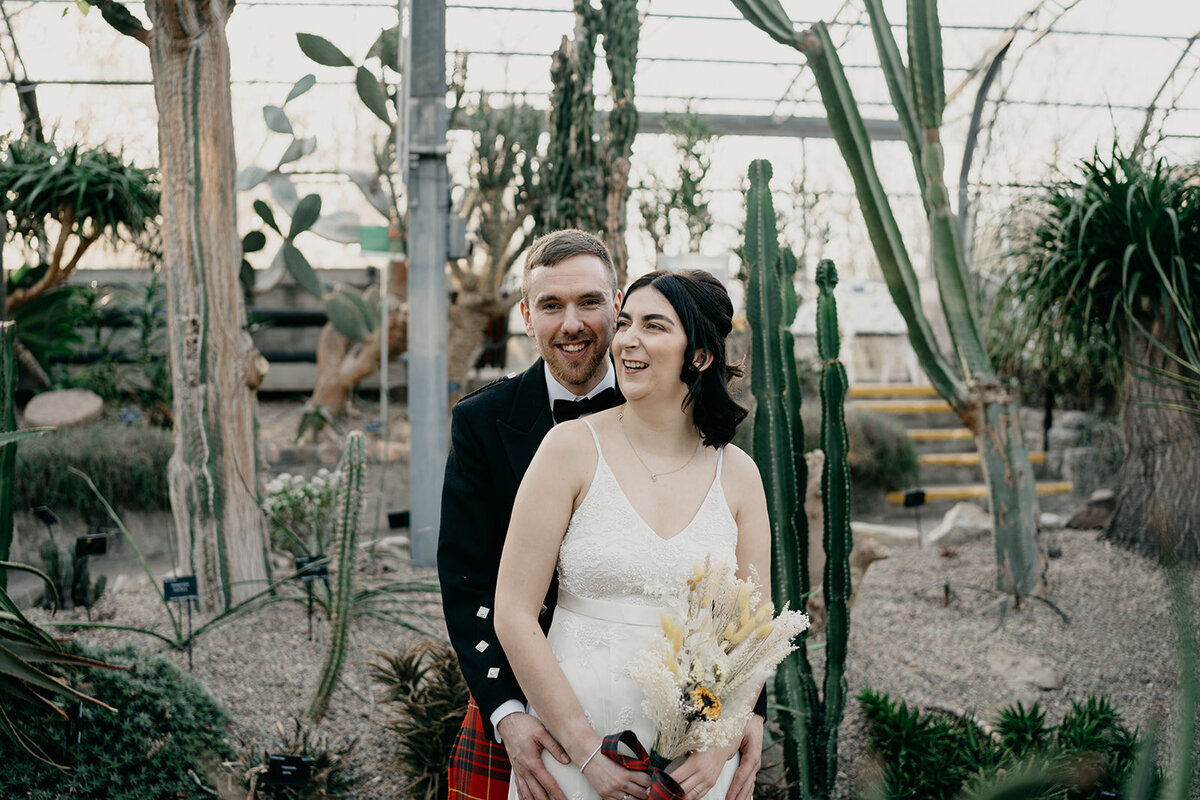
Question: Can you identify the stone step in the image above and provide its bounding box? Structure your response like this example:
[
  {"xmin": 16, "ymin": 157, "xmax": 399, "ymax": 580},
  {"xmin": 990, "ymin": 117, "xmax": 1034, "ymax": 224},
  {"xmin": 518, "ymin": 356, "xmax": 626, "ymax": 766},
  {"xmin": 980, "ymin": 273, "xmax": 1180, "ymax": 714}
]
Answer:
[
  {"xmin": 886, "ymin": 481, "xmax": 1073, "ymax": 505},
  {"xmin": 917, "ymin": 452, "xmax": 1048, "ymax": 485},
  {"xmin": 906, "ymin": 427, "xmax": 977, "ymax": 454},
  {"xmin": 854, "ymin": 398, "xmax": 953, "ymax": 413},
  {"xmin": 848, "ymin": 383, "xmax": 940, "ymax": 399}
]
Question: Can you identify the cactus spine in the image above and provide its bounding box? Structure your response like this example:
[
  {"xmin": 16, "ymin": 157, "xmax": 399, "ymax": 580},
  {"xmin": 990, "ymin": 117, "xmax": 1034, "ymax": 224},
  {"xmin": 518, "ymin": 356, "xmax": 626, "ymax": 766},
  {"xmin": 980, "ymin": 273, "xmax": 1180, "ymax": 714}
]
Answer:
[
  {"xmin": 0, "ymin": 322, "xmax": 15, "ymax": 586},
  {"xmin": 308, "ymin": 431, "xmax": 366, "ymax": 722},
  {"xmin": 744, "ymin": 162, "xmax": 853, "ymax": 800}
]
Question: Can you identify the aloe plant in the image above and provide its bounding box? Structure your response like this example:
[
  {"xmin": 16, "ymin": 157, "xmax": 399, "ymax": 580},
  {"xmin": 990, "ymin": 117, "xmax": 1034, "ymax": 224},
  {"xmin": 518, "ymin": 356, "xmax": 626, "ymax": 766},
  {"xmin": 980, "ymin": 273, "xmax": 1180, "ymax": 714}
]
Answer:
[
  {"xmin": 731, "ymin": 0, "xmax": 1041, "ymax": 596},
  {"xmin": 744, "ymin": 160, "xmax": 855, "ymax": 800},
  {"xmin": 308, "ymin": 430, "xmax": 366, "ymax": 723}
]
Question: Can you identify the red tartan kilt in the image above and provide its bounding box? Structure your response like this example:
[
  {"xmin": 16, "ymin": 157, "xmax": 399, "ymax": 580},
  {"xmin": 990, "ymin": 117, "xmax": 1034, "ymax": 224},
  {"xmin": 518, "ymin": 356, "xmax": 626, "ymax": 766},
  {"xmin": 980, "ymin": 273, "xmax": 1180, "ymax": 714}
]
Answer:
[{"xmin": 448, "ymin": 696, "xmax": 512, "ymax": 800}]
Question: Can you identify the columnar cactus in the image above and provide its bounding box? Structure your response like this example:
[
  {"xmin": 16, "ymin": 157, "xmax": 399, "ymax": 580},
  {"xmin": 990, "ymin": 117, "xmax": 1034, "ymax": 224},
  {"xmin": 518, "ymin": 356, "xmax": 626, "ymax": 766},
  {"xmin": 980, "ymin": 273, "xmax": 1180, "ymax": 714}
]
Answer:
[
  {"xmin": 814, "ymin": 259, "xmax": 853, "ymax": 795},
  {"xmin": 307, "ymin": 431, "xmax": 366, "ymax": 722},
  {"xmin": 744, "ymin": 161, "xmax": 854, "ymax": 800}
]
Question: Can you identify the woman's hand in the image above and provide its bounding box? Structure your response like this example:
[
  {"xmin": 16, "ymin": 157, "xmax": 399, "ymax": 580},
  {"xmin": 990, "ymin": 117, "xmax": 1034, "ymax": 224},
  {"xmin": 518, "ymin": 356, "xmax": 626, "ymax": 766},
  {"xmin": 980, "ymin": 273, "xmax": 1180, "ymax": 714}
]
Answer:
[
  {"xmin": 581, "ymin": 751, "xmax": 653, "ymax": 800},
  {"xmin": 668, "ymin": 743, "xmax": 739, "ymax": 800}
]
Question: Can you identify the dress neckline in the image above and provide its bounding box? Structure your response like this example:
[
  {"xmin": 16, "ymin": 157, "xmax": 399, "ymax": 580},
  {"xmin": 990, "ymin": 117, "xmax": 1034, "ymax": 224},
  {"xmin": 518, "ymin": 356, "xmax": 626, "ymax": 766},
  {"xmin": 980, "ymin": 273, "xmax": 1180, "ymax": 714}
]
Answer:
[{"xmin": 583, "ymin": 420, "xmax": 723, "ymax": 542}]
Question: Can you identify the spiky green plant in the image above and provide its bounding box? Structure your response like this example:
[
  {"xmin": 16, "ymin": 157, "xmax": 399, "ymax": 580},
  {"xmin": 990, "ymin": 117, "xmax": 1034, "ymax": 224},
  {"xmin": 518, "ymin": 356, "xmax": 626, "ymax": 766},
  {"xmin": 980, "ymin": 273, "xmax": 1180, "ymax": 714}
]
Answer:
[
  {"xmin": 35, "ymin": 536, "xmax": 106, "ymax": 612},
  {"xmin": 743, "ymin": 160, "xmax": 856, "ymax": 800},
  {"xmin": 1003, "ymin": 147, "xmax": 1200, "ymax": 562},
  {"xmin": 731, "ymin": 0, "xmax": 1042, "ymax": 596},
  {"xmin": 308, "ymin": 431, "xmax": 366, "ymax": 723}
]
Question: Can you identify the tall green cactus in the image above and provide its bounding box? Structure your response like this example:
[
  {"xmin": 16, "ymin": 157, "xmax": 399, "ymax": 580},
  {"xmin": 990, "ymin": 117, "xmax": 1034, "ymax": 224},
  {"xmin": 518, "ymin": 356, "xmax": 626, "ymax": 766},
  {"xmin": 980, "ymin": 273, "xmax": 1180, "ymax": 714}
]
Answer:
[
  {"xmin": 731, "ymin": 0, "xmax": 1041, "ymax": 595},
  {"xmin": 745, "ymin": 161, "xmax": 854, "ymax": 800},
  {"xmin": 308, "ymin": 431, "xmax": 366, "ymax": 723},
  {"xmin": 0, "ymin": 322, "xmax": 16, "ymax": 588},
  {"xmin": 535, "ymin": 0, "xmax": 641, "ymax": 283},
  {"xmin": 814, "ymin": 259, "xmax": 853, "ymax": 796}
]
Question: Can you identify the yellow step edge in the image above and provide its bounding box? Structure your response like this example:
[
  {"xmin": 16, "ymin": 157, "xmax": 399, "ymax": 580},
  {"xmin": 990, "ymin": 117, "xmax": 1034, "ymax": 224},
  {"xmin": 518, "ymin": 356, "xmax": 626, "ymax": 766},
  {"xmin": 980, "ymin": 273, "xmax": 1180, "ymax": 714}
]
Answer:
[
  {"xmin": 908, "ymin": 428, "xmax": 974, "ymax": 442},
  {"xmin": 854, "ymin": 398, "xmax": 953, "ymax": 414},
  {"xmin": 886, "ymin": 481, "xmax": 1073, "ymax": 504},
  {"xmin": 919, "ymin": 452, "xmax": 1046, "ymax": 466},
  {"xmin": 849, "ymin": 383, "xmax": 940, "ymax": 399}
]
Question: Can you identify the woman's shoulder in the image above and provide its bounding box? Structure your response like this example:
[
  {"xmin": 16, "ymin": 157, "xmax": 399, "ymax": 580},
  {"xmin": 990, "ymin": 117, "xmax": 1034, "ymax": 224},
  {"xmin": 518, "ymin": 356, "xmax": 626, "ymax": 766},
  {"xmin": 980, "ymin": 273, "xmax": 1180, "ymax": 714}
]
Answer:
[{"xmin": 718, "ymin": 444, "xmax": 766, "ymax": 494}]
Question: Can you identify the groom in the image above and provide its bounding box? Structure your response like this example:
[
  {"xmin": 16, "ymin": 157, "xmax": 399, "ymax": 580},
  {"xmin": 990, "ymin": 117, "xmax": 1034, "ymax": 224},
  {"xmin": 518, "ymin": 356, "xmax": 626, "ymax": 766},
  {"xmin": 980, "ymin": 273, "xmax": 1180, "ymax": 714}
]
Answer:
[{"xmin": 439, "ymin": 229, "xmax": 763, "ymax": 800}]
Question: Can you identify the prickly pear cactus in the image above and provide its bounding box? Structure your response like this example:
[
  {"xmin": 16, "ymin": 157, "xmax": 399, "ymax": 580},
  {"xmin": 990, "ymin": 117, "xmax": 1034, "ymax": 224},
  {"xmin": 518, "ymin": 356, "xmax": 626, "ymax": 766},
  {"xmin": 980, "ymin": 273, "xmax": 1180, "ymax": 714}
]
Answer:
[{"xmin": 308, "ymin": 431, "xmax": 366, "ymax": 722}]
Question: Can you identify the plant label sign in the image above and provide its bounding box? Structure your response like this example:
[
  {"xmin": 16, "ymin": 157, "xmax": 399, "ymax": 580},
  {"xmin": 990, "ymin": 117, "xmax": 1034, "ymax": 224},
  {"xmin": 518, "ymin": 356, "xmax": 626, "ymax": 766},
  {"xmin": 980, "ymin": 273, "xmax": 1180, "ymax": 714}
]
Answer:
[
  {"xmin": 75, "ymin": 534, "xmax": 108, "ymax": 556},
  {"xmin": 163, "ymin": 575, "xmax": 199, "ymax": 602},
  {"xmin": 264, "ymin": 754, "xmax": 311, "ymax": 787},
  {"xmin": 294, "ymin": 555, "xmax": 329, "ymax": 582}
]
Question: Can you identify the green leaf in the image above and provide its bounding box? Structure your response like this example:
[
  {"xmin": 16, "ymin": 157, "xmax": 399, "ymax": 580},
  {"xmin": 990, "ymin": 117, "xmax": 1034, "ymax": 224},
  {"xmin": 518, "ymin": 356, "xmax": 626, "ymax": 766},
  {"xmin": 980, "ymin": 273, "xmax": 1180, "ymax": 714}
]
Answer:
[
  {"xmin": 297, "ymin": 33, "xmax": 353, "ymax": 68},
  {"xmin": 278, "ymin": 136, "xmax": 317, "ymax": 168},
  {"xmin": 241, "ymin": 230, "xmax": 267, "ymax": 254},
  {"xmin": 263, "ymin": 105, "xmax": 293, "ymax": 135},
  {"xmin": 325, "ymin": 287, "xmax": 373, "ymax": 341},
  {"xmin": 282, "ymin": 242, "xmax": 324, "ymax": 298},
  {"xmin": 236, "ymin": 165, "xmax": 269, "ymax": 192},
  {"xmin": 288, "ymin": 193, "xmax": 323, "ymax": 239},
  {"xmin": 285, "ymin": 74, "xmax": 317, "ymax": 104},
  {"xmin": 0, "ymin": 428, "xmax": 51, "ymax": 448},
  {"xmin": 356, "ymin": 66, "xmax": 392, "ymax": 125},
  {"xmin": 368, "ymin": 26, "xmax": 400, "ymax": 72},
  {"xmin": 253, "ymin": 200, "xmax": 281, "ymax": 235}
]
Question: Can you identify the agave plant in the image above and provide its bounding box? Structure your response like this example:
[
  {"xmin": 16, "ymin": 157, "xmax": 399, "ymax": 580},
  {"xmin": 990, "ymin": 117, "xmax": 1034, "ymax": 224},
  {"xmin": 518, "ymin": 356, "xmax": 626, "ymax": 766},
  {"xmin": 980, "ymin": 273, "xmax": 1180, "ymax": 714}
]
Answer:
[{"xmin": 0, "ymin": 561, "xmax": 121, "ymax": 765}]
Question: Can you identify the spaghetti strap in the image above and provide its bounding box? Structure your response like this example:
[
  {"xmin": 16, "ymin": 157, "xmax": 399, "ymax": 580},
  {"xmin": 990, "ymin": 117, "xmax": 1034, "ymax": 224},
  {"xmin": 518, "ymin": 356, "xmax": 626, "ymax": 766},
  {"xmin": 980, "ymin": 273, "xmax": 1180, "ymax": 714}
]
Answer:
[
  {"xmin": 715, "ymin": 446, "xmax": 725, "ymax": 481},
  {"xmin": 581, "ymin": 417, "xmax": 604, "ymax": 454}
]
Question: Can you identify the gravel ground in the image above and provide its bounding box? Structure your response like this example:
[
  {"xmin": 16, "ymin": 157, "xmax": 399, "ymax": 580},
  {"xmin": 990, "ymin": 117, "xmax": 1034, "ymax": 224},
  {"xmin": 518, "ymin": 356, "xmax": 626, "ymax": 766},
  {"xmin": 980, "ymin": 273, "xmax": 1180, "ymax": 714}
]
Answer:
[
  {"xmin": 30, "ymin": 522, "xmax": 1199, "ymax": 799},
  {"xmin": 22, "ymin": 403, "xmax": 1199, "ymax": 798}
]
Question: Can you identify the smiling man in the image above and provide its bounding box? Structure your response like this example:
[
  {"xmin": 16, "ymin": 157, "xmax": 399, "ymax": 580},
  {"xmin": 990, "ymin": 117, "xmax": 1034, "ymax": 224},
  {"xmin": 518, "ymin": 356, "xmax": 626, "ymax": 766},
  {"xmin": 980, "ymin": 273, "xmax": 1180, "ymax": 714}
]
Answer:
[{"xmin": 439, "ymin": 229, "xmax": 623, "ymax": 800}]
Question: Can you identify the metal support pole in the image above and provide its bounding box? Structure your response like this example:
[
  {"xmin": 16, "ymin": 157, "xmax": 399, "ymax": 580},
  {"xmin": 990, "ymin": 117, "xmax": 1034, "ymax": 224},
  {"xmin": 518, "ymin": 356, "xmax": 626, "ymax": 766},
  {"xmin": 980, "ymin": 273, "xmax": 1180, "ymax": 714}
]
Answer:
[{"xmin": 406, "ymin": 0, "xmax": 449, "ymax": 567}]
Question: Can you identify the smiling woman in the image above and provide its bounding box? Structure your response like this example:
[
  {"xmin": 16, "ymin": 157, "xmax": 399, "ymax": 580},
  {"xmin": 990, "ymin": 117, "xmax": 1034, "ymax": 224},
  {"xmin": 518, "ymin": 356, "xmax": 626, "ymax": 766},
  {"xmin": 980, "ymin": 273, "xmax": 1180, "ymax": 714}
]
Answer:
[{"xmin": 495, "ymin": 268, "xmax": 770, "ymax": 800}]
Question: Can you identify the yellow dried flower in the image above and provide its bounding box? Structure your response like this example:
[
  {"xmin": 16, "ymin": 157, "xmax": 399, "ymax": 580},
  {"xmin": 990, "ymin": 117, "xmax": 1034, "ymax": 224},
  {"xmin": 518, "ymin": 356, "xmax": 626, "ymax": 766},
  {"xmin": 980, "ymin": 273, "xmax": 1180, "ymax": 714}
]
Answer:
[{"xmin": 689, "ymin": 686, "xmax": 722, "ymax": 721}]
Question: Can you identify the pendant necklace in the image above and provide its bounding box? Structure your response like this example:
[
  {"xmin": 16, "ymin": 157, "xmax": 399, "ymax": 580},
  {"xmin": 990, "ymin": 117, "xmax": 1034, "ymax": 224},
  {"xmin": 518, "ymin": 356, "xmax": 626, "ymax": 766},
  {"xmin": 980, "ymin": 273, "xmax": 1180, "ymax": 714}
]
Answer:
[{"xmin": 618, "ymin": 410, "xmax": 701, "ymax": 482}]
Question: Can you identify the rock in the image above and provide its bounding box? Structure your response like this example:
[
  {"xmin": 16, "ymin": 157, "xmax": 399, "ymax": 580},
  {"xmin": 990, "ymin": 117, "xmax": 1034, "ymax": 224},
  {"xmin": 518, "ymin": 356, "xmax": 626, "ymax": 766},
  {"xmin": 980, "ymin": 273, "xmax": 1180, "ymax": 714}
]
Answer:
[
  {"xmin": 275, "ymin": 444, "xmax": 314, "ymax": 466},
  {"xmin": 1039, "ymin": 513, "xmax": 1065, "ymax": 531},
  {"xmin": 23, "ymin": 388, "xmax": 104, "ymax": 428},
  {"xmin": 1066, "ymin": 489, "xmax": 1116, "ymax": 530},
  {"xmin": 926, "ymin": 502, "xmax": 992, "ymax": 547},
  {"xmin": 988, "ymin": 646, "xmax": 1065, "ymax": 695},
  {"xmin": 1047, "ymin": 426, "xmax": 1082, "ymax": 450},
  {"xmin": 850, "ymin": 521, "xmax": 920, "ymax": 547},
  {"xmin": 1056, "ymin": 410, "xmax": 1090, "ymax": 430},
  {"xmin": 263, "ymin": 441, "xmax": 281, "ymax": 465}
]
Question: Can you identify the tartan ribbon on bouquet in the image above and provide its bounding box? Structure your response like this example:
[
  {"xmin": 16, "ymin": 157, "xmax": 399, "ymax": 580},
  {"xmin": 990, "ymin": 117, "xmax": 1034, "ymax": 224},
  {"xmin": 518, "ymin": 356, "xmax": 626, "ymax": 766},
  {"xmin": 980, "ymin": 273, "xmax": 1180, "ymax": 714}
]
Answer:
[{"xmin": 602, "ymin": 730, "xmax": 684, "ymax": 800}]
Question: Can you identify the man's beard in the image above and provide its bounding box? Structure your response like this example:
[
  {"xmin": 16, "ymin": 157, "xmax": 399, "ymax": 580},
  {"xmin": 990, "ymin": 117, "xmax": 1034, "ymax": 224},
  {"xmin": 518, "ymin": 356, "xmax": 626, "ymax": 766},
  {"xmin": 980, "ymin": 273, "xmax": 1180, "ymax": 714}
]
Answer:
[{"xmin": 542, "ymin": 338, "xmax": 609, "ymax": 387}]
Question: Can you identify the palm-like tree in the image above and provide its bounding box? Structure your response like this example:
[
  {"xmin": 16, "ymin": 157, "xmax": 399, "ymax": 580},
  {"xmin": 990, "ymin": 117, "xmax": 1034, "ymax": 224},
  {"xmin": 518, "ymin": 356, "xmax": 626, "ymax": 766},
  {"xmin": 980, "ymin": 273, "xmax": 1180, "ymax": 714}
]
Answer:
[{"xmin": 1005, "ymin": 147, "xmax": 1200, "ymax": 563}]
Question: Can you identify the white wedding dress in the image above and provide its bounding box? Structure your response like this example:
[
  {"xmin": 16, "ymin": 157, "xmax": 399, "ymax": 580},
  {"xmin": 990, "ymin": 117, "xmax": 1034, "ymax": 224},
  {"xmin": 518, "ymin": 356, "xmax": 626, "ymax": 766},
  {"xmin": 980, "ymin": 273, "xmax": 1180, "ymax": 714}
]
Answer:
[{"xmin": 513, "ymin": 420, "xmax": 741, "ymax": 800}]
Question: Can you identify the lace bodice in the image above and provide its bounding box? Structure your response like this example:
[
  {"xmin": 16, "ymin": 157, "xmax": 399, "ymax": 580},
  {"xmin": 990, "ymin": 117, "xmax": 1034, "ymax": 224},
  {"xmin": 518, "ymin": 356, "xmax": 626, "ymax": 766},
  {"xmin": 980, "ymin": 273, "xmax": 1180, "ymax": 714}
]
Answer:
[{"xmin": 557, "ymin": 420, "xmax": 738, "ymax": 605}]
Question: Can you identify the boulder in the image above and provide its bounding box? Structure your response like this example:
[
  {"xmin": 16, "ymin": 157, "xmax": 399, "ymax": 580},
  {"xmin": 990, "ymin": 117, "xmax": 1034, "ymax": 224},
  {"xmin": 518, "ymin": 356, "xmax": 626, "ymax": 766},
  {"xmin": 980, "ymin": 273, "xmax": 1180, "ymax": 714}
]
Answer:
[
  {"xmin": 850, "ymin": 521, "xmax": 919, "ymax": 548},
  {"xmin": 988, "ymin": 645, "xmax": 1065, "ymax": 700},
  {"xmin": 1039, "ymin": 513, "xmax": 1065, "ymax": 531},
  {"xmin": 1066, "ymin": 488, "xmax": 1116, "ymax": 530},
  {"xmin": 23, "ymin": 388, "xmax": 103, "ymax": 428},
  {"xmin": 927, "ymin": 501, "xmax": 992, "ymax": 547}
]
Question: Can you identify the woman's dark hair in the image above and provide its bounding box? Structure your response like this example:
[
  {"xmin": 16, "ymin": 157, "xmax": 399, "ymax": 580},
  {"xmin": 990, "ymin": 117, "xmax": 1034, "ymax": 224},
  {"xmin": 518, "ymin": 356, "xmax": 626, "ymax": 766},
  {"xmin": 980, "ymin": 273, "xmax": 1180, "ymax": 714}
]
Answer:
[{"xmin": 620, "ymin": 270, "xmax": 747, "ymax": 447}]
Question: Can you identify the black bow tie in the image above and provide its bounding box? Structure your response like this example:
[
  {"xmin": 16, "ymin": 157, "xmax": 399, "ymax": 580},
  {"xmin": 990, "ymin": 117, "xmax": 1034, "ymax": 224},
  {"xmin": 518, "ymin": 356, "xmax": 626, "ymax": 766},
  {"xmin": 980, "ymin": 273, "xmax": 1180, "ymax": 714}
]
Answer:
[{"xmin": 553, "ymin": 387, "xmax": 620, "ymax": 423}]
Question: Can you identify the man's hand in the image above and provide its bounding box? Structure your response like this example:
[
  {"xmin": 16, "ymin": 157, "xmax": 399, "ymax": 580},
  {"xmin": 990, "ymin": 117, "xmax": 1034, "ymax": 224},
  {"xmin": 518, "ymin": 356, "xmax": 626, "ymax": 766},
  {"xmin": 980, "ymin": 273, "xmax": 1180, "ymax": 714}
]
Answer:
[
  {"xmin": 497, "ymin": 712, "xmax": 571, "ymax": 800},
  {"xmin": 726, "ymin": 714, "xmax": 764, "ymax": 800}
]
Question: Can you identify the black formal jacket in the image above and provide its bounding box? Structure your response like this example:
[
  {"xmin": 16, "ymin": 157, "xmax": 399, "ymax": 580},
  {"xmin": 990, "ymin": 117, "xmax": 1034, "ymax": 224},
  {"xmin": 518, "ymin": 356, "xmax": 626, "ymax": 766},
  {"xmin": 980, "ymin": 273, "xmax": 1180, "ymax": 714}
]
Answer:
[{"xmin": 438, "ymin": 361, "xmax": 560, "ymax": 740}]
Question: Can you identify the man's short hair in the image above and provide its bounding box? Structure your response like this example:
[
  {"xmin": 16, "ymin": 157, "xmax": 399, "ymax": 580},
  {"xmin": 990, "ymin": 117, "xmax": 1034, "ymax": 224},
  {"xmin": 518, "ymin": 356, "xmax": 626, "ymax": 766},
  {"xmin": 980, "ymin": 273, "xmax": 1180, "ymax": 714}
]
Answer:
[{"xmin": 522, "ymin": 229, "xmax": 618, "ymax": 299}]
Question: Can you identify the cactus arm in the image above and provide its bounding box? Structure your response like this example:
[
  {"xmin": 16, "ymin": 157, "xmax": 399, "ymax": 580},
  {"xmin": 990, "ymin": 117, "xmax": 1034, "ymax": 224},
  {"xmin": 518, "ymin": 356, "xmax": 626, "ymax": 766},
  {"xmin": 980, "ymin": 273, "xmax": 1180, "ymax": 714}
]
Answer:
[
  {"xmin": 796, "ymin": 22, "xmax": 963, "ymax": 405},
  {"xmin": 728, "ymin": 0, "xmax": 800, "ymax": 49},
  {"xmin": 815, "ymin": 260, "xmax": 853, "ymax": 793},
  {"xmin": 308, "ymin": 431, "xmax": 366, "ymax": 722},
  {"xmin": 860, "ymin": 0, "xmax": 926, "ymax": 198},
  {"xmin": 906, "ymin": 0, "xmax": 945, "ymax": 129}
]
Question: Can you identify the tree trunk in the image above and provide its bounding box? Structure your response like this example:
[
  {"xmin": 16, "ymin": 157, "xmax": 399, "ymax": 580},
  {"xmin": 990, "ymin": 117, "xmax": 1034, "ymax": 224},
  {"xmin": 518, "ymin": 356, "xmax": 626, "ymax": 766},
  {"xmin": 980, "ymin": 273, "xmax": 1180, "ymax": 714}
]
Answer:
[
  {"xmin": 308, "ymin": 311, "xmax": 407, "ymax": 416},
  {"xmin": 970, "ymin": 384, "xmax": 1043, "ymax": 595},
  {"xmin": 447, "ymin": 295, "xmax": 497, "ymax": 405},
  {"xmin": 148, "ymin": 0, "xmax": 267, "ymax": 610},
  {"xmin": 1108, "ymin": 317, "xmax": 1200, "ymax": 563}
]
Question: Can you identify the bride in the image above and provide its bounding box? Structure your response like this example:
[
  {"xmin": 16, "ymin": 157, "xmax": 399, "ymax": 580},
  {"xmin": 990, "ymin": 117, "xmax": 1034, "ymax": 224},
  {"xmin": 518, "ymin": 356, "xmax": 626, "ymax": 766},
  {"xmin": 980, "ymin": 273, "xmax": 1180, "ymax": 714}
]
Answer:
[{"xmin": 495, "ymin": 270, "xmax": 771, "ymax": 800}]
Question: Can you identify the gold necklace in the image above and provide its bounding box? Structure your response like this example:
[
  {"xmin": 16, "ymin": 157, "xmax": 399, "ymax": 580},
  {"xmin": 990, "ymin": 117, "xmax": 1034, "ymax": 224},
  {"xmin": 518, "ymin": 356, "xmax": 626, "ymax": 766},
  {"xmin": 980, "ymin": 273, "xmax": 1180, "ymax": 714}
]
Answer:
[{"xmin": 618, "ymin": 410, "xmax": 701, "ymax": 482}]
